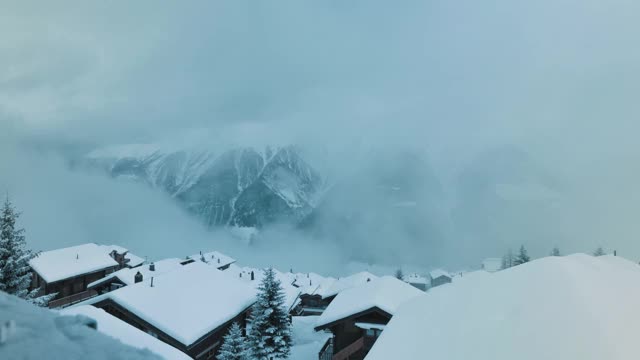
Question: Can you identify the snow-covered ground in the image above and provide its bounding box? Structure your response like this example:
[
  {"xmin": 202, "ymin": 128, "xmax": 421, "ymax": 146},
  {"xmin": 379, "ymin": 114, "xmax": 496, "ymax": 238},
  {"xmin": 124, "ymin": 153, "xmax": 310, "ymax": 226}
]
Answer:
[
  {"xmin": 0, "ymin": 292, "xmax": 163, "ymax": 360},
  {"xmin": 366, "ymin": 254, "xmax": 640, "ymax": 360},
  {"xmin": 289, "ymin": 316, "xmax": 332, "ymax": 360},
  {"xmin": 60, "ymin": 306, "xmax": 191, "ymax": 360}
]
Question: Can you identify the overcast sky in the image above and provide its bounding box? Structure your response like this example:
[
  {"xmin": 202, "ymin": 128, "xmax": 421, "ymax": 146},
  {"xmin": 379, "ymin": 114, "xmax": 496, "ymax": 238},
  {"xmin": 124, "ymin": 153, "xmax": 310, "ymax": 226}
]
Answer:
[{"xmin": 2, "ymin": 0, "xmax": 640, "ymax": 269}]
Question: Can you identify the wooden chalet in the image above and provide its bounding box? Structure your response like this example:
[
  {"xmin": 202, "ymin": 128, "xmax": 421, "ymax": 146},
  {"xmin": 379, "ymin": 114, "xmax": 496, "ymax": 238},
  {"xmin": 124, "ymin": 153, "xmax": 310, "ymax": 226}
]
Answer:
[
  {"xmin": 294, "ymin": 272, "xmax": 377, "ymax": 317},
  {"xmin": 314, "ymin": 276, "xmax": 423, "ymax": 360},
  {"xmin": 80, "ymin": 262, "xmax": 256, "ymax": 360},
  {"xmin": 429, "ymin": 269, "xmax": 452, "ymax": 288},
  {"xmin": 29, "ymin": 243, "xmax": 123, "ymax": 308}
]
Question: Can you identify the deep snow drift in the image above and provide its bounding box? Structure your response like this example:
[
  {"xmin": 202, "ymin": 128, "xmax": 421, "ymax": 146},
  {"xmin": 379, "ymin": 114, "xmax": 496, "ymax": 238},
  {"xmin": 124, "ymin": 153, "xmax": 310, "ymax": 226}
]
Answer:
[
  {"xmin": 366, "ymin": 254, "xmax": 640, "ymax": 360},
  {"xmin": 0, "ymin": 292, "xmax": 162, "ymax": 360}
]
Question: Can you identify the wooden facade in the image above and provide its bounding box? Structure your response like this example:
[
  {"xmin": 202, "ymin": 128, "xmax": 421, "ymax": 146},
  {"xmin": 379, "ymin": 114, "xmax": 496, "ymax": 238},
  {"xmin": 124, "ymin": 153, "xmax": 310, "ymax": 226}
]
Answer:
[
  {"xmin": 31, "ymin": 266, "xmax": 117, "ymax": 308},
  {"xmin": 315, "ymin": 307, "xmax": 391, "ymax": 360},
  {"xmin": 293, "ymin": 294, "xmax": 335, "ymax": 316},
  {"xmin": 91, "ymin": 298, "xmax": 252, "ymax": 360},
  {"xmin": 430, "ymin": 274, "xmax": 452, "ymax": 288}
]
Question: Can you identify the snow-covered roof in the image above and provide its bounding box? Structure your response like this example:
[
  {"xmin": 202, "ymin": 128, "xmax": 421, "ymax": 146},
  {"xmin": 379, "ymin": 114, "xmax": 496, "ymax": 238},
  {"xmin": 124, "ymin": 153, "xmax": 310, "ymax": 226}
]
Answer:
[
  {"xmin": 315, "ymin": 276, "xmax": 423, "ymax": 329},
  {"xmin": 428, "ymin": 269, "xmax": 451, "ymax": 280},
  {"xmin": 405, "ymin": 274, "xmax": 427, "ymax": 284},
  {"xmin": 355, "ymin": 322, "xmax": 387, "ymax": 330},
  {"xmin": 88, "ymin": 258, "xmax": 185, "ymax": 288},
  {"xmin": 296, "ymin": 273, "xmax": 336, "ymax": 295},
  {"xmin": 366, "ymin": 254, "xmax": 640, "ymax": 360},
  {"xmin": 85, "ymin": 262, "xmax": 256, "ymax": 347},
  {"xmin": 318, "ymin": 271, "xmax": 378, "ymax": 299},
  {"xmin": 0, "ymin": 292, "xmax": 163, "ymax": 360},
  {"xmin": 481, "ymin": 257, "xmax": 502, "ymax": 272},
  {"xmin": 29, "ymin": 243, "xmax": 119, "ymax": 283},
  {"xmin": 187, "ymin": 250, "xmax": 236, "ymax": 269},
  {"xmin": 98, "ymin": 244, "xmax": 129, "ymax": 254},
  {"xmin": 125, "ymin": 252, "xmax": 145, "ymax": 268},
  {"xmin": 60, "ymin": 306, "xmax": 191, "ymax": 360}
]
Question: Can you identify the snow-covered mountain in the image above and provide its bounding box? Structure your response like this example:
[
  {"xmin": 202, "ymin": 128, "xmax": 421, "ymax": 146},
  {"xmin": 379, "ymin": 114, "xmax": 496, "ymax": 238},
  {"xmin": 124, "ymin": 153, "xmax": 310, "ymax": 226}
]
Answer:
[{"xmin": 81, "ymin": 144, "xmax": 324, "ymax": 228}]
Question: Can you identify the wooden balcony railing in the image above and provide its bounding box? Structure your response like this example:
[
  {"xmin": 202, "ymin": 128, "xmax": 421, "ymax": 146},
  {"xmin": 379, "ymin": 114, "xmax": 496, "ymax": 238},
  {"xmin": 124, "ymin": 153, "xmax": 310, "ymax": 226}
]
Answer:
[
  {"xmin": 318, "ymin": 337, "xmax": 334, "ymax": 360},
  {"xmin": 48, "ymin": 289, "xmax": 98, "ymax": 309},
  {"xmin": 332, "ymin": 337, "xmax": 364, "ymax": 360}
]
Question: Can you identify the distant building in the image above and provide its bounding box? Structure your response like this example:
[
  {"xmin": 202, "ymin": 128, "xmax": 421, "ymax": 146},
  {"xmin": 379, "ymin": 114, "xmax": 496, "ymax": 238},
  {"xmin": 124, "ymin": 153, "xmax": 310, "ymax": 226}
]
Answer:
[
  {"xmin": 81, "ymin": 262, "xmax": 256, "ymax": 360},
  {"xmin": 87, "ymin": 258, "xmax": 186, "ymax": 295},
  {"xmin": 185, "ymin": 250, "xmax": 236, "ymax": 270},
  {"xmin": 404, "ymin": 274, "xmax": 428, "ymax": 291},
  {"xmin": 481, "ymin": 258, "xmax": 503, "ymax": 272},
  {"xmin": 314, "ymin": 276, "xmax": 423, "ymax": 360},
  {"xmin": 428, "ymin": 269, "xmax": 452, "ymax": 288},
  {"xmin": 293, "ymin": 271, "xmax": 377, "ymax": 316},
  {"xmin": 29, "ymin": 243, "xmax": 121, "ymax": 308}
]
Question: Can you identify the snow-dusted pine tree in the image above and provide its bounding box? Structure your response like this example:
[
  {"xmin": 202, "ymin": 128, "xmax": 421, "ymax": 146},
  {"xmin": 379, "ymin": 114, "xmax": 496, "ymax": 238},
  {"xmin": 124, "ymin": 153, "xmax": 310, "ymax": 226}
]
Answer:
[
  {"xmin": 395, "ymin": 268, "xmax": 404, "ymax": 281},
  {"xmin": 593, "ymin": 247, "xmax": 606, "ymax": 257},
  {"xmin": 218, "ymin": 322, "xmax": 248, "ymax": 360},
  {"xmin": 501, "ymin": 249, "xmax": 515, "ymax": 269},
  {"xmin": 247, "ymin": 267, "xmax": 292, "ymax": 360},
  {"xmin": 514, "ymin": 245, "xmax": 530, "ymax": 265},
  {"xmin": 550, "ymin": 247, "xmax": 561, "ymax": 256},
  {"xmin": 0, "ymin": 195, "xmax": 54, "ymax": 306}
]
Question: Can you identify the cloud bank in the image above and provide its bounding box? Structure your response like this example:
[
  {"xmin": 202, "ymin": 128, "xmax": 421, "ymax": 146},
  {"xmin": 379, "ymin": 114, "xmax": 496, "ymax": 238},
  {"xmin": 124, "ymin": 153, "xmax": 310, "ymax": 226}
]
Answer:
[{"xmin": 2, "ymin": 0, "xmax": 640, "ymax": 269}]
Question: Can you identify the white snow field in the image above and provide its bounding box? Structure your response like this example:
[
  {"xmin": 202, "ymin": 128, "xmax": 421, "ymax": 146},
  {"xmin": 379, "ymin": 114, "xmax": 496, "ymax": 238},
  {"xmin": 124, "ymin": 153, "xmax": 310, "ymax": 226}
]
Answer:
[
  {"xmin": 0, "ymin": 292, "xmax": 163, "ymax": 360},
  {"xmin": 60, "ymin": 306, "xmax": 191, "ymax": 360},
  {"xmin": 289, "ymin": 316, "xmax": 332, "ymax": 360},
  {"xmin": 366, "ymin": 254, "xmax": 640, "ymax": 360}
]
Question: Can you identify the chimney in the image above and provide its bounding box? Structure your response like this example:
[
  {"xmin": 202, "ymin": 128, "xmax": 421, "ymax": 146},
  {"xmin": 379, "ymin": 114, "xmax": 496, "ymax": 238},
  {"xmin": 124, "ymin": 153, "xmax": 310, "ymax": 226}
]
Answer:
[
  {"xmin": 614, "ymin": 250, "xmax": 617, "ymax": 256},
  {"xmin": 134, "ymin": 271, "xmax": 143, "ymax": 283},
  {"xmin": 251, "ymin": 271, "xmax": 255, "ymax": 281},
  {"xmin": 149, "ymin": 262, "xmax": 155, "ymax": 271},
  {"xmin": 218, "ymin": 258, "xmax": 221, "ymax": 264}
]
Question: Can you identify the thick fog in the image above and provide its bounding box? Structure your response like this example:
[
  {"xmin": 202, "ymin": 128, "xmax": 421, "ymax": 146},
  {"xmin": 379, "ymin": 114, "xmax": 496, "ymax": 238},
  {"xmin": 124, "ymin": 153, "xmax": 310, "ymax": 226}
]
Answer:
[{"xmin": 2, "ymin": 0, "xmax": 640, "ymax": 273}]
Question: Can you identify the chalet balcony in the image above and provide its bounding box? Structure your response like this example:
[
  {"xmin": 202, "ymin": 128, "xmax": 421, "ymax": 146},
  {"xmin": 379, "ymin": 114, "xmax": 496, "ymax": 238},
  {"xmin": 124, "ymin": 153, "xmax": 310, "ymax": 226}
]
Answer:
[
  {"xmin": 319, "ymin": 336, "xmax": 377, "ymax": 360},
  {"xmin": 48, "ymin": 289, "xmax": 98, "ymax": 309}
]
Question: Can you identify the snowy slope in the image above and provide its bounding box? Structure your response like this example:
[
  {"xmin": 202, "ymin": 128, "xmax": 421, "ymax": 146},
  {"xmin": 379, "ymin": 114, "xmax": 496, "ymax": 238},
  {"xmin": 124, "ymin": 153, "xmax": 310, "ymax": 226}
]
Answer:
[
  {"xmin": 366, "ymin": 254, "xmax": 640, "ymax": 360},
  {"xmin": 0, "ymin": 292, "xmax": 163, "ymax": 360}
]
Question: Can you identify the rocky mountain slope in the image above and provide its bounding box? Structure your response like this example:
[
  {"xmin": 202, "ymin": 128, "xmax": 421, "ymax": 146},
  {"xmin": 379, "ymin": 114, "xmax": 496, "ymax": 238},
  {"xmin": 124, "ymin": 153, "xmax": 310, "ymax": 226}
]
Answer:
[{"xmin": 81, "ymin": 144, "xmax": 324, "ymax": 228}]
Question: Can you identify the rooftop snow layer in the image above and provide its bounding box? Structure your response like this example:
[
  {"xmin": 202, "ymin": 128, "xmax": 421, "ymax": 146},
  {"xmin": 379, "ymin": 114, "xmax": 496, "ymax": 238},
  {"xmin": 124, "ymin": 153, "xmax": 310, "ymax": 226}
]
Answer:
[
  {"xmin": 188, "ymin": 250, "xmax": 236, "ymax": 269},
  {"xmin": 428, "ymin": 269, "xmax": 450, "ymax": 279},
  {"xmin": 125, "ymin": 252, "xmax": 145, "ymax": 268},
  {"xmin": 92, "ymin": 262, "xmax": 256, "ymax": 346},
  {"xmin": 366, "ymin": 254, "xmax": 640, "ymax": 360},
  {"xmin": 29, "ymin": 243, "xmax": 119, "ymax": 283},
  {"xmin": 315, "ymin": 276, "xmax": 423, "ymax": 329},
  {"xmin": 319, "ymin": 271, "xmax": 378, "ymax": 299},
  {"xmin": 0, "ymin": 292, "xmax": 163, "ymax": 360},
  {"xmin": 88, "ymin": 258, "xmax": 185, "ymax": 288},
  {"xmin": 60, "ymin": 306, "xmax": 192, "ymax": 360}
]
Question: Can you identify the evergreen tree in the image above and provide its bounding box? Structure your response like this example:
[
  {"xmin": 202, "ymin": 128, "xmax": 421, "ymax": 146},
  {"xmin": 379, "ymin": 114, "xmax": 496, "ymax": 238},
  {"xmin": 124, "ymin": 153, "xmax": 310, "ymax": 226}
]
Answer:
[
  {"xmin": 514, "ymin": 245, "xmax": 530, "ymax": 265},
  {"xmin": 218, "ymin": 322, "xmax": 248, "ymax": 360},
  {"xmin": 593, "ymin": 247, "xmax": 606, "ymax": 257},
  {"xmin": 0, "ymin": 195, "xmax": 54, "ymax": 306},
  {"xmin": 501, "ymin": 249, "xmax": 515, "ymax": 269},
  {"xmin": 395, "ymin": 268, "xmax": 404, "ymax": 281},
  {"xmin": 247, "ymin": 267, "xmax": 292, "ymax": 360},
  {"xmin": 550, "ymin": 247, "xmax": 561, "ymax": 256}
]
